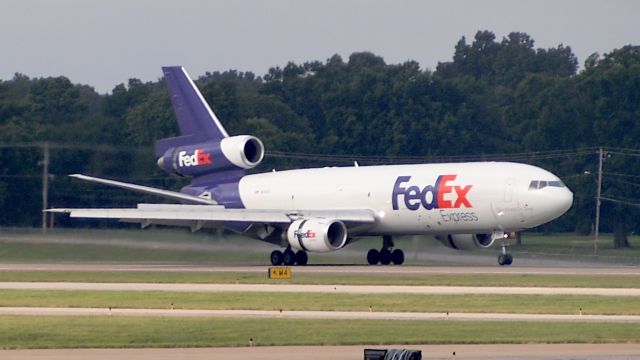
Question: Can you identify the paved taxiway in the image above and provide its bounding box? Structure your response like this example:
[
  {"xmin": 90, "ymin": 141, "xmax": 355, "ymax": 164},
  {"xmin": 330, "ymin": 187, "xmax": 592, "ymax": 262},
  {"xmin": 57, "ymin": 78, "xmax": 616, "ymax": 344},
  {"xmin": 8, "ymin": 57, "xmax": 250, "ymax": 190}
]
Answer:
[
  {"xmin": 1, "ymin": 281, "xmax": 638, "ymax": 296},
  {"xmin": 1, "ymin": 306, "xmax": 638, "ymax": 322},
  {"xmin": 2, "ymin": 263, "xmax": 638, "ymax": 359},
  {"xmin": 2, "ymin": 344, "xmax": 640, "ymax": 360},
  {"xmin": 1, "ymin": 263, "xmax": 639, "ymax": 275}
]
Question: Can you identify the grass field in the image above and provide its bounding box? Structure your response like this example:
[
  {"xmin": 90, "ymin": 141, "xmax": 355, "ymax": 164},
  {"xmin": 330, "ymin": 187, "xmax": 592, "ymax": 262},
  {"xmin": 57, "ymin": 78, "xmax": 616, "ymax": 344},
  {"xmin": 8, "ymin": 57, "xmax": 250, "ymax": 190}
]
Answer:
[
  {"xmin": 1, "ymin": 316, "xmax": 638, "ymax": 349},
  {"xmin": 0, "ymin": 290, "xmax": 637, "ymax": 315},
  {"xmin": 0, "ymin": 241, "xmax": 265, "ymax": 263},
  {"xmin": 0, "ymin": 271, "xmax": 639, "ymax": 288},
  {"xmin": 1, "ymin": 228, "xmax": 639, "ymax": 348},
  {"xmin": 510, "ymin": 233, "xmax": 640, "ymax": 263}
]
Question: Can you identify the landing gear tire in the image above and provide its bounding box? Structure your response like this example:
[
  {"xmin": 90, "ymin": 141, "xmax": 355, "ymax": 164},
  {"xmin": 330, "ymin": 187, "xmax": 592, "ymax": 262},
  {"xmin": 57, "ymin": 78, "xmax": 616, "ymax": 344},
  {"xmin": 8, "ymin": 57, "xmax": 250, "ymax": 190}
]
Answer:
[
  {"xmin": 498, "ymin": 254, "xmax": 513, "ymax": 266},
  {"xmin": 379, "ymin": 249, "xmax": 392, "ymax": 265},
  {"xmin": 498, "ymin": 239, "xmax": 513, "ymax": 266},
  {"xmin": 367, "ymin": 249, "xmax": 380, "ymax": 265},
  {"xmin": 391, "ymin": 249, "xmax": 405, "ymax": 265},
  {"xmin": 295, "ymin": 250, "xmax": 308, "ymax": 266},
  {"xmin": 368, "ymin": 236, "xmax": 405, "ymax": 265},
  {"xmin": 270, "ymin": 250, "xmax": 284, "ymax": 266},
  {"xmin": 283, "ymin": 249, "xmax": 296, "ymax": 266}
]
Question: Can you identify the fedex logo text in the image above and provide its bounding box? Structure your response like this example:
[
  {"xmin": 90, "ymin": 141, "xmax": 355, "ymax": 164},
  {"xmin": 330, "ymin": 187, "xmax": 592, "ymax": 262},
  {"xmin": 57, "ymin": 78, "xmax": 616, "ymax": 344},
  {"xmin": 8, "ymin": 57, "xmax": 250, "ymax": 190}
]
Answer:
[
  {"xmin": 294, "ymin": 230, "xmax": 316, "ymax": 239},
  {"xmin": 392, "ymin": 175, "xmax": 472, "ymax": 211},
  {"xmin": 178, "ymin": 149, "xmax": 212, "ymax": 167}
]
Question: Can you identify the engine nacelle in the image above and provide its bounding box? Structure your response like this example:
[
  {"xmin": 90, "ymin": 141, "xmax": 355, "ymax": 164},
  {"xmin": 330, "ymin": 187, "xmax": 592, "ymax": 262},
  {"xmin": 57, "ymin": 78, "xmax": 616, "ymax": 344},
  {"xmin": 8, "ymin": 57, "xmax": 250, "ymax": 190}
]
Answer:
[
  {"xmin": 219, "ymin": 135, "xmax": 265, "ymax": 169},
  {"xmin": 437, "ymin": 233, "xmax": 495, "ymax": 250},
  {"xmin": 157, "ymin": 135, "xmax": 264, "ymax": 177},
  {"xmin": 287, "ymin": 219, "xmax": 348, "ymax": 253}
]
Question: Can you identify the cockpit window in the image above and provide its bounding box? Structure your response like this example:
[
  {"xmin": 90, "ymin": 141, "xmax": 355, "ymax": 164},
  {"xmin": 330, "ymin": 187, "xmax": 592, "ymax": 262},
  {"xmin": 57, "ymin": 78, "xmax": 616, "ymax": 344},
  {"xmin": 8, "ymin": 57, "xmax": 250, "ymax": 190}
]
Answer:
[
  {"xmin": 529, "ymin": 180, "xmax": 565, "ymax": 190},
  {"xmin": 548, "ymin": 180, "xmax": 565, "ymax": 187}
]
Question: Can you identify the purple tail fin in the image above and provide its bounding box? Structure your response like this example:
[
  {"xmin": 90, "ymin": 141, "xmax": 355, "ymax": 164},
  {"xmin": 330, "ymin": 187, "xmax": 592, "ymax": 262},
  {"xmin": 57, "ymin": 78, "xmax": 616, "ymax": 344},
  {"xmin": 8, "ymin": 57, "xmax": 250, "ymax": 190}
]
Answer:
[
  {"xmin": 155, "ymin": 66, "xmax": 228, "ymax": 156},
  {"xmin": 155, "ymin": 66, "xmax": 265, "ymax": 181}
]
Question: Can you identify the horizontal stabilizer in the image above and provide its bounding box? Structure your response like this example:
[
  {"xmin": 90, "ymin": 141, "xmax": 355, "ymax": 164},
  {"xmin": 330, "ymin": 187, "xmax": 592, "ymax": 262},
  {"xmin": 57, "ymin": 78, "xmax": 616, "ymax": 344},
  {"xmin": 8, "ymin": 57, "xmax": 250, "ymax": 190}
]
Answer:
[{"xmin": 68, "ymin": 174, "xmax": 217, "ymax": 205}]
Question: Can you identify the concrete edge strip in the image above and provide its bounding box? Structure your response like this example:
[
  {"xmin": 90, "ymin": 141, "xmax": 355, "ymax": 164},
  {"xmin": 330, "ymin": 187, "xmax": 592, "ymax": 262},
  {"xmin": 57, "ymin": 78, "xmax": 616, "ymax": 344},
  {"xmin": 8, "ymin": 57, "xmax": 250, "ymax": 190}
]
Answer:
[
  {"xmin": 0, "ymin": 307, "xmax": 639, "ymax": 323},
  {"xmin": 0, "ymin": 282, "xmax": 639, "ymax": 296}
]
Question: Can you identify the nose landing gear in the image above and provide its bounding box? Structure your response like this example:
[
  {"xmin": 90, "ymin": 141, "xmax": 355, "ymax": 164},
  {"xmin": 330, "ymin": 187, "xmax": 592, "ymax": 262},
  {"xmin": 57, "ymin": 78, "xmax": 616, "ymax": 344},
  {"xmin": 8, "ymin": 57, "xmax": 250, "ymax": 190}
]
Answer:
[
  {"xmin": 367, "ymin": 235, "xmax": 404, "ymax": 265},
  {"xmin": 498, "ymin": 241, "xmax": 513, "ymax": 266}
]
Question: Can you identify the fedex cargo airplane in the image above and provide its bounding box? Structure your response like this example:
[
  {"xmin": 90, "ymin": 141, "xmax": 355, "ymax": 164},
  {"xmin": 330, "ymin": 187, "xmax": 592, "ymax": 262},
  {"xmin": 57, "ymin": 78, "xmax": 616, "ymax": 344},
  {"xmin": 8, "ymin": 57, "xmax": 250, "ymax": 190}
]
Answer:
[{"xmin": 50, "ymin": 66, "xmax": 573, "ymax": 266}]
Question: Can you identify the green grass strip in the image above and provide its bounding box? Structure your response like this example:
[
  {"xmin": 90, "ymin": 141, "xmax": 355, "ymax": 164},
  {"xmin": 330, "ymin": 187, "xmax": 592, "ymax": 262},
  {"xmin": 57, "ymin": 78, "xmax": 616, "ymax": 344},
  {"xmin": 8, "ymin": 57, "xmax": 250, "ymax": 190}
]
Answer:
[
  {"xmin": 0, "ymin": 242, "xmax": 264, "ymax": 263},
  {"xmin": 0, "ymin": 290, "xmax": 637, "ymax": 315},
  {"xmin": 3, "ymin": 231, "xmax": 640, "ymax": 265},
  {"xmin": 1, "ymin": 271, "xmax": 639, "ymax": 288},
  {"xmin": 0, "ymin": 316, "xmax": 638, "ymax": 349}
]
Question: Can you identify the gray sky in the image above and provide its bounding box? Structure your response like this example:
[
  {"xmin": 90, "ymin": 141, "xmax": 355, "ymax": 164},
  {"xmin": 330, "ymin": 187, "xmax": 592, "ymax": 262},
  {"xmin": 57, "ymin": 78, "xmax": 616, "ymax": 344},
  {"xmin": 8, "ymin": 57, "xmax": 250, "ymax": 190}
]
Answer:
[{"xmin": 1, "ymin": 0, "xmax": 638, "ymax": 93}]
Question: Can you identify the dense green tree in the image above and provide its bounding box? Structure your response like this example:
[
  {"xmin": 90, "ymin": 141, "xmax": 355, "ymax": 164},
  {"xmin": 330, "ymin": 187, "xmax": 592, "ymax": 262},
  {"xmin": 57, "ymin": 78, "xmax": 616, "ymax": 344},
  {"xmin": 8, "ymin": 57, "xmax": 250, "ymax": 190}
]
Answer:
[
  {"xmin": 0, "ymin": 32, "xmax": 638, "ymax": 244},
  {"xmin": 581, "ymin": 46, "xmax": 640, "ymax": 248},
  {"xmin": 437, "ymin": 30, "xmax": 577, "ymax": 86}
]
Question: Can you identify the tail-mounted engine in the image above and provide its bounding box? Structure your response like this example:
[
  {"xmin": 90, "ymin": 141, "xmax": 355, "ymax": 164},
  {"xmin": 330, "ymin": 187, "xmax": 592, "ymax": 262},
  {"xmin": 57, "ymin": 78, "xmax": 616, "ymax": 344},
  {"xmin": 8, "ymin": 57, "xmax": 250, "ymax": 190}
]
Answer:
[
  {"xmin": 436, "ymin": 233, "xmax": 495, "ymax": 250},
  {"xmin": 157, "ymin": 135, "xmax": 264, "ymax": 177},
  {"xmin": 287, "ymin": 218, "xmax": 348, "ymax": 253}
]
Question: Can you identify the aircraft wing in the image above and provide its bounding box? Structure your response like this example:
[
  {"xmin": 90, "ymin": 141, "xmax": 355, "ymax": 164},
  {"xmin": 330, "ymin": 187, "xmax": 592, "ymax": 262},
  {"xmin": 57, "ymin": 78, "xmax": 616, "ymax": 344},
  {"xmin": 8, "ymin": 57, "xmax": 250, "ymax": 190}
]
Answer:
[
  {"xmin": 51, "ymin": 174, "xmax": 376, "ymax": 230},
  {"xmin": 47, "ymin": 204, "xmax": 377, "ymax": 230}
]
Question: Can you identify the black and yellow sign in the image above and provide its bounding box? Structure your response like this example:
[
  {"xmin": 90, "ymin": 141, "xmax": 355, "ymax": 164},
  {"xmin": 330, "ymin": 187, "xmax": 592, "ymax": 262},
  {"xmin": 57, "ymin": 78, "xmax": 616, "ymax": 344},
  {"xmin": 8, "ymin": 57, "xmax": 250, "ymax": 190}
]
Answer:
[{"xmin": 268, "ymin": 266, "xmax": 292, "ymax": 279}]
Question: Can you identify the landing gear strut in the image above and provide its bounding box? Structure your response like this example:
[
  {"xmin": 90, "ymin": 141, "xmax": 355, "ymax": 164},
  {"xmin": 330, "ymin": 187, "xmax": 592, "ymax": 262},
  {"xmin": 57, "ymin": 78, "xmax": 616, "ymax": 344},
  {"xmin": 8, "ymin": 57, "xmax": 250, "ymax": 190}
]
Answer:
[
  {"xmin": 498, "ymin": 242, "xmax": 513, "ymax": 266},
  {"xmin": 367, "ymin": 235, "xmax": 404, "ymax": 265},
  {"xmin": 271, "ymin": 247, "xmax": 308, "ymax": 266}
]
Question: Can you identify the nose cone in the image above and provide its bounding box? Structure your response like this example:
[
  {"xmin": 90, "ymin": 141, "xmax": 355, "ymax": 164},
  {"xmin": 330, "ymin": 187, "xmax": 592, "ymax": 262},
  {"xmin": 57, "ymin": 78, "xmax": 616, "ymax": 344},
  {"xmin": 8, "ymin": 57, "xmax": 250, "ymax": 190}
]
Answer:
[
  {"xmin": 542, "ymin": 187, "xmax": 573, "ymax": 222},
  {"xmin": 525, "ymin": 186, "xmax": 574, "ymax": 228},
  {"xmin": 555, "ymin": 187, "xmax": 574, "ymax": 217}
]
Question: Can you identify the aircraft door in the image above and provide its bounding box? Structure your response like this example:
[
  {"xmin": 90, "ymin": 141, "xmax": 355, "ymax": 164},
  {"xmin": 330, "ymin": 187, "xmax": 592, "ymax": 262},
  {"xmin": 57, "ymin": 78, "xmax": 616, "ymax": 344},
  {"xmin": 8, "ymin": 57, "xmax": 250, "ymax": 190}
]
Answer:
[
  {"xmin": 504, "ymin": 178, "xmax": 514, "ymax": 202},
  {"xmin": 492, "ymin": 178, "xmax": 524, "ymax": 230}
]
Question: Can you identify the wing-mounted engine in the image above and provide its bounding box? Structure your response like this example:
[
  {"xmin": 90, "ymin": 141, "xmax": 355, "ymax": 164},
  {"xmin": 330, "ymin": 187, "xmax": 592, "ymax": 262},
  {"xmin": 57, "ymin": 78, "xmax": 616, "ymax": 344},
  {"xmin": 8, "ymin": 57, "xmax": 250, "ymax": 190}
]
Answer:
[
  {"xmin": 436, "ymin": 233, "xmax": 495, "ymax": 250},
  {"xmin": 157, "ymin": 135, "xmax": 264, "ymax": 177},
  {"xmin": 286, "ymin": 218, "xmax": 348, "ymax": 252}
]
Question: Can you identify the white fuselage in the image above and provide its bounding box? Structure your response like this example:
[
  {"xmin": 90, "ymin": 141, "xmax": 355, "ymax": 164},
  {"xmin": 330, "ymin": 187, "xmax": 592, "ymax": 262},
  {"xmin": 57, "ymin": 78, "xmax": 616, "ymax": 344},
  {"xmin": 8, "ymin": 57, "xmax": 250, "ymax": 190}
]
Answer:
[{"xmin": 237, "ymin": 162, "xmax": 573, "ymax": 236}]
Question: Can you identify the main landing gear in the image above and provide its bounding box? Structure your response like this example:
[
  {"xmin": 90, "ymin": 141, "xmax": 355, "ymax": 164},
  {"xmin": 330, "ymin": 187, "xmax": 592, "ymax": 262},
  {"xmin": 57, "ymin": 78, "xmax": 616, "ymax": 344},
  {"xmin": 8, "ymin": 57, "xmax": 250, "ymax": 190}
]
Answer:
[
  {"xmin": 498, "ymin": 242, "xmax": 513, "ymax": 266},
  {"xmin": 367, "ymin": 235, "xmax": 404, "ymax": 265},
  {"xmin": 271, "ymin": 247, "xmax": 308, "ymax": 266}
]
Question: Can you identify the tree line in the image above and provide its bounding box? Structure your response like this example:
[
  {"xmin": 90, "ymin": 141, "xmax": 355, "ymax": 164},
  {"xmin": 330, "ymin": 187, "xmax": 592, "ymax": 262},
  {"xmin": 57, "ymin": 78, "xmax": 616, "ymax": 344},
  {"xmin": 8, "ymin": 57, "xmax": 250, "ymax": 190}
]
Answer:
[{"xmin": 1, "ymin": 31, "xmax": 639, "ymax": 248}]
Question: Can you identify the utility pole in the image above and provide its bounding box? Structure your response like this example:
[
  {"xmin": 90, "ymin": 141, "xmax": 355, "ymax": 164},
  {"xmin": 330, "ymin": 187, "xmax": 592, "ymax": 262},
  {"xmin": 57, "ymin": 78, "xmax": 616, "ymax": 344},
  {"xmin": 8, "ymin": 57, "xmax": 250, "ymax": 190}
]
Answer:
[
  {"xmin": 594, "ymin": 147, "xmax": 603, "ymax": 255},
  {"xmin": 41, "ymin": 142, "xmax": 50, "ymax": 233}
]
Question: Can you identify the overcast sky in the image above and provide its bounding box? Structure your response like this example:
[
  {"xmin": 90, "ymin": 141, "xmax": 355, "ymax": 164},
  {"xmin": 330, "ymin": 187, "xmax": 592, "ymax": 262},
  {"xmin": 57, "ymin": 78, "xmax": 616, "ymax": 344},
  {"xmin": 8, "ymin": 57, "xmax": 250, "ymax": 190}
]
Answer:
[{"xmin": 1, "ymin": 0, "xmax": 638, "ymax": 93}]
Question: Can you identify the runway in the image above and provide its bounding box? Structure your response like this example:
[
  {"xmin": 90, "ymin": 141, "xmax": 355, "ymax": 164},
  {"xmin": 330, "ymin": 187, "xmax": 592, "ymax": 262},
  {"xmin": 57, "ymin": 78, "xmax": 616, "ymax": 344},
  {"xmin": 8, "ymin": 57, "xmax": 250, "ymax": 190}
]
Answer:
[
  {"xmin": 2, "ymin": 262, "xmax": 638, "ymax": 358},
  {"xmin": 1, "ymin": 306, "xmax": 638, "ymax": 322},
  {"xmin": 2, "ymin": 344, "xmax": 640, "ymax": 360},
  {"xmin": 1, "ymin": 263, "xmax": 639, "ymax": 275},
  {"xmin": 1, "ymin": 281, "xmax": 638, "ymax": 296}
]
